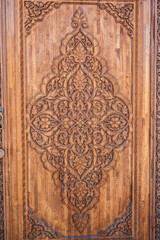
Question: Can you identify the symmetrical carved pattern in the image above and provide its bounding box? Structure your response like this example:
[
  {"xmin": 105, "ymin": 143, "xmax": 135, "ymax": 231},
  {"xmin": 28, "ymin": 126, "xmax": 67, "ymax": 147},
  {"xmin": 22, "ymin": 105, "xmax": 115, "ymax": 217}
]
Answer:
[
  {"xmin": 24, "ymin": 1, "xmax": 134, "ymax": 38},
  {"xmin": 27, "ymin": 8, "xmax": 130, "ymax": 233},
  {"xmin": 24, "ymin": 1, "xmax": 62, "ymax": 35},
  {"xmin": 97, "ymin": 3, "xmax": 134, "ymax": 38},
  {"xmin": 98, "ymin": 203, "xmax": 132, "ymax": 237},
  {"xmin": 28, "ymin": 208, "xmax": 63, "ymax": 239},
  {"xmin": 28, "ymin": 204, "xmax": 132, "ymax": 239},
  {"xmin": 156, "ymin": 1, "xmax": 160, "ymax": 239}
]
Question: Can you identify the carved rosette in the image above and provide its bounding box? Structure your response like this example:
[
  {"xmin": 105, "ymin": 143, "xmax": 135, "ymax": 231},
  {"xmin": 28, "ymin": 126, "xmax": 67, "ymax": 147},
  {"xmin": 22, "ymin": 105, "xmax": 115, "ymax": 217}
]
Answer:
[{"xmin": 27, "ymin": 8, "xmax": 130, "ymax": 233}]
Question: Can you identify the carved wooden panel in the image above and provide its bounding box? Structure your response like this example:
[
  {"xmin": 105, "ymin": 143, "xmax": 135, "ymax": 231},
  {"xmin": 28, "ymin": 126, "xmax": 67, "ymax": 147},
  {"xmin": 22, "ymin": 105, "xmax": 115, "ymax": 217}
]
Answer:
[
  {"xmin": 0, "ymin": 0, "xmax": 154, "ymax": 239},
  {"xmin": 27, "ymin": 7, "xmax": 131, "ymax": 234}
]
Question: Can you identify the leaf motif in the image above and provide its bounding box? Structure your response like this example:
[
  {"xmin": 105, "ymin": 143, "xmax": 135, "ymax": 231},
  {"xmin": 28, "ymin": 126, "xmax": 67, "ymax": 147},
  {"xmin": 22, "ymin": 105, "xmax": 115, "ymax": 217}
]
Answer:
[{"xmin": 27, "ymin": 7, "xmax": 130, "ymax": 234}]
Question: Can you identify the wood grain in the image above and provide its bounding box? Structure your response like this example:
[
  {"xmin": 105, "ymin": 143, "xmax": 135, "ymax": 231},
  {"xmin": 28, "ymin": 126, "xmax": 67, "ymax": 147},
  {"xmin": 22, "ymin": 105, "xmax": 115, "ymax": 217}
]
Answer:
[{"xmin": 0, "ymin": 0, "xmax": 153, "ymax": 239}]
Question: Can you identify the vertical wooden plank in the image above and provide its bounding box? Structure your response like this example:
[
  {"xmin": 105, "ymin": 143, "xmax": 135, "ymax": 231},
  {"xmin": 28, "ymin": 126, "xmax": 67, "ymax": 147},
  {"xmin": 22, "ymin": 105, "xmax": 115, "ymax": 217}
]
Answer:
[
  {"xmin": 1, "ymin": 0, "xmax": 26, "ymax": 239},
  {"xmin": 0, "ymin": 0, "xmax": 6, "ymax": 239},
  {"xmin": 137, "ymin": 0, "xmax": 150, "ymax": 238},
  {"xmin": 133, "ymin": 0, "xmax": 150, "ymax": 238}
]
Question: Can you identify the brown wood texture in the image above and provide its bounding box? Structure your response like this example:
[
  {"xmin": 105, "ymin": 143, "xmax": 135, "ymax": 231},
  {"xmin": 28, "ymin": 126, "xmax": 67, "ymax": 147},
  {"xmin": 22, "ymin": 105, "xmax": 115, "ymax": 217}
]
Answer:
[{"xmin": 0, "ymin": 0, "xmax": 154, "ymax": 239}]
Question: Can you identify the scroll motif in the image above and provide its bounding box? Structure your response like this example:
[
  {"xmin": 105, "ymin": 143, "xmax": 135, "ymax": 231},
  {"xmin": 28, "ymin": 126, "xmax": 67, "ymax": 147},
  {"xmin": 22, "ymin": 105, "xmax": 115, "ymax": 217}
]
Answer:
[
  {"xmin": 24, "ymin": 1, "xmax": 62, "ymax": 35},
  {"xmin": 24, "ymin": 1, "xmax": 134, "ymax": 38},
  {"xmin": 28, "ymin": 204, "xmax": 132, "ymax": 238},
  {"xmin": 97, "ymin": 3, "xmax": 134, "ymax": 38},
  {"xmin": 27, "ymin": 8, "xmax": 130, "ymax": 233},
  {"xmin": 28, "ymin": 207, "xmax": 63, "ymax": 239},
  {"xmin": 98, "ymin": 203, "xmax": 132, "ymax": 237}
]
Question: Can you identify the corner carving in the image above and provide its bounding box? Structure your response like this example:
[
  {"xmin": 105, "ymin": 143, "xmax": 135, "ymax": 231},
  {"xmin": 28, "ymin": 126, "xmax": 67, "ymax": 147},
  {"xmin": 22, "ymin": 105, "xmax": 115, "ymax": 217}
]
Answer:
[
  {"xmin": 98, "ymin": 203, "xmax": 132, "ymax": 237},
  {"xmin": 28, "ymin": 204, "xmax": 132, "ymax": 239},
  {"xmin": 24, "ymin": 1, "xmax": 134, "ymax": 38},
  {"xmin": 97, "ymin": 3, "xmax": 134, "ymax": 38},
  {"xmin": 27, "ymin": 7, "xmax": 130, "ymax": 233},
  {"xmin": 28, "ymin": 207, "xmax": 63, "ymax": 239},
  {"xmin": 24, "ymin": 1, "xmax": 62, "ymax": 35}
]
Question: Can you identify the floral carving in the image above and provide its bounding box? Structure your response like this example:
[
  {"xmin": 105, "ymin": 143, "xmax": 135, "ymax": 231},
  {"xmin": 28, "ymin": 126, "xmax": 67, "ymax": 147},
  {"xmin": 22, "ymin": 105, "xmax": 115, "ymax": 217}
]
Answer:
[
  {"xmin": 28, "ymin": 207, "xmax": 63, "ymax": 239},
  {"xmin": 98, "ymin": 203, "xmax": 132, "ymax": 237},
  {"xmin": 28, "ymin": 204, "xmax": 132, "ymax": 239},
  {"xmin": 27, "ymin": 8, "xmax": 130, "ymax": 233},
  {"xmin": 97, "ymin": 3, "xmax": 134, "ymax": 38},
  {"xmin": 24, "ymin": 1, "xmax": 62, "ymax": 35},
  {"xmin": 24, "ymin": 1, "xmax": 134, "ymax": 38}
]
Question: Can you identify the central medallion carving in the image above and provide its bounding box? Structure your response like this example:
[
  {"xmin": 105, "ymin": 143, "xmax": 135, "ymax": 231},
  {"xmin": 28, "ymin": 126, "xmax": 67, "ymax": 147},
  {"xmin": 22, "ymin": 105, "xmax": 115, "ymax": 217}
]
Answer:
[{"xmin": 27, "ymin": 8, "xmax": 130, "ymax": 233}]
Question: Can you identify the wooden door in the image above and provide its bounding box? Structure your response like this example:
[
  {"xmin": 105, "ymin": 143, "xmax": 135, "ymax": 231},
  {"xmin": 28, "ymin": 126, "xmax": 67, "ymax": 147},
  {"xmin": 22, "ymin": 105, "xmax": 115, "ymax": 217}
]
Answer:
[{"xmin": 0, "ymin": 0, "xmax": 154, "ymax": 239}]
